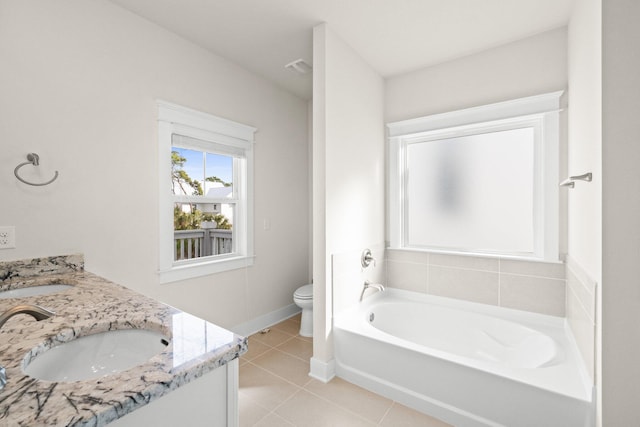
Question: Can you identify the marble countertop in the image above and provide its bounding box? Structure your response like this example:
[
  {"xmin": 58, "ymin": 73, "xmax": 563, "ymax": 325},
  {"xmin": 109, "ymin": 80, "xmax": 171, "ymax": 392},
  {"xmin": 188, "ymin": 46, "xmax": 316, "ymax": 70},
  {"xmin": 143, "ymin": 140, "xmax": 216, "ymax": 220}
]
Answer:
[{"xmin": 0, "ymin": 255, "xmax": 247, "ymax": 426}]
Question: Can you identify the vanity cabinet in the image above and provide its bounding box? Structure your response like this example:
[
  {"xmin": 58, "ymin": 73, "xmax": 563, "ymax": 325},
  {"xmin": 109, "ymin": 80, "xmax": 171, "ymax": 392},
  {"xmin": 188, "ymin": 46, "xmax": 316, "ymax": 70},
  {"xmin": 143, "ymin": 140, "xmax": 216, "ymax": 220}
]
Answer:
[{"xmin": 110, "ymin": 359, "xmax": 238, "ymax": 427}]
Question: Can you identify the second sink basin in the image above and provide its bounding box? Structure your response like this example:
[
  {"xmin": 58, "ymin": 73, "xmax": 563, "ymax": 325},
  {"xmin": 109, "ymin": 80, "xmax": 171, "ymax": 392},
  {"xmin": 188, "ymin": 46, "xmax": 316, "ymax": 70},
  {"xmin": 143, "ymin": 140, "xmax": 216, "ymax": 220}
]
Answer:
[
  {"xmin": 23, "ymin": 329, "xmax": 170, "ymax": 382},
  {"xmin": 0, "ymin": 284, "xmax": 73, "ymax": 299}
]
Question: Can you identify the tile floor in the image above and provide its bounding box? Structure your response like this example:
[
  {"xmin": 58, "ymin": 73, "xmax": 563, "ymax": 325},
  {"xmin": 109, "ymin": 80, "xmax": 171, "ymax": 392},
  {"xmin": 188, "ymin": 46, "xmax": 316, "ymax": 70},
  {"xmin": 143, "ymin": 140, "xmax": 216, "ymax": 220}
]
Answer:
[{"xmin": 239, "ymin": 314, "xmax": 452, "ymax": 427}]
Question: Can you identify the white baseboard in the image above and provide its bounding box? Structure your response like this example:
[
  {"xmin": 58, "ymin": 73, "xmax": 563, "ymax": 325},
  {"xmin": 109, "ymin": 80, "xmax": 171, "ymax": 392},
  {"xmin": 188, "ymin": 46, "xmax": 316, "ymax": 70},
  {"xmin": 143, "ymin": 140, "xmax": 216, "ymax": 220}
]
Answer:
[
  {"xmin": 309, "ymin": 357, "xmax": 335, "ymax": 383},
  {"xmin": 231, "ymin": 303, "xmax": 300, "ymax": 337}
]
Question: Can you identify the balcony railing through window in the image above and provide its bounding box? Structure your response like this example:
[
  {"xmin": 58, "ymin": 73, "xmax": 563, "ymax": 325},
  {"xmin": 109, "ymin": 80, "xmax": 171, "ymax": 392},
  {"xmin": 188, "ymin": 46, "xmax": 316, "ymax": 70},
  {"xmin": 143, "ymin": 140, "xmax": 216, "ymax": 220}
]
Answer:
[{"xmin": 174, "ymin": 229, "xmax": 233, "ymax": 261}]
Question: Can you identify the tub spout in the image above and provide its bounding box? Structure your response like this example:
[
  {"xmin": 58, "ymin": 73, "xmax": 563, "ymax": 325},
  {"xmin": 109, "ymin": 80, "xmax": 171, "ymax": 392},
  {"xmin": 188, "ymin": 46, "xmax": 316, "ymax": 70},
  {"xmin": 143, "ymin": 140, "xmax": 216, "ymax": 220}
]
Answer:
[{"xmin": 360, "ymin": 280, "xmax": 385, "ymax": 302}]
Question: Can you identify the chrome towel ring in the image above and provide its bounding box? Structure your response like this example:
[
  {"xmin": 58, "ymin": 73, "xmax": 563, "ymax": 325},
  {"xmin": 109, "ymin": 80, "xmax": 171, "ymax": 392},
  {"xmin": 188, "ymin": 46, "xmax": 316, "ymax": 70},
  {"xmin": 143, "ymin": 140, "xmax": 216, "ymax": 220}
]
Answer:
[{"xmin": 14, "ymin": 153, "xmax": 59, "ymax": 186}]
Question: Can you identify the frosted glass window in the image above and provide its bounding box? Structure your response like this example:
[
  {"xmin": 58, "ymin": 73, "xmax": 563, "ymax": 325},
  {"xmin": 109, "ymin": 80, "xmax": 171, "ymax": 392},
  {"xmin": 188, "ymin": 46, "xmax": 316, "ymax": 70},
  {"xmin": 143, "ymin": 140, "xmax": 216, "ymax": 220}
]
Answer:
[
  {"xmin": 388, "ymin": 92, "xmax": 562, "ymax": 261},
  {"xmin": 406, "ymin": 128, "xmax": 534, "ymax": 254}
]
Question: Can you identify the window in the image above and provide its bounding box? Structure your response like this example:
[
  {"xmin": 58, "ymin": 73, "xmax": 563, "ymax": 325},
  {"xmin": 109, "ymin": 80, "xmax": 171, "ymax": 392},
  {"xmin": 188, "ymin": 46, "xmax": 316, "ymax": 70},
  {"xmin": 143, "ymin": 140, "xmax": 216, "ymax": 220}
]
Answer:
[
  {"xmin": 388, "ymin": 92, "xmax": 562, "ymax": 261},
  {"xmin": 158, "ymin": 101, "xmax": 256, "ymax": 283}
]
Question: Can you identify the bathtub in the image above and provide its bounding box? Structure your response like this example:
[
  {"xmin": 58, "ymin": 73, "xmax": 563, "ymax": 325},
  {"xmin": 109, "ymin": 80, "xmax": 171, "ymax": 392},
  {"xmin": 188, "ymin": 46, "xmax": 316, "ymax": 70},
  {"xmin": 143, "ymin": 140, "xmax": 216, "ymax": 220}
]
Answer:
[{"xmin": 334, "ymin": 288, "xmax": 593, "ymax": 427}]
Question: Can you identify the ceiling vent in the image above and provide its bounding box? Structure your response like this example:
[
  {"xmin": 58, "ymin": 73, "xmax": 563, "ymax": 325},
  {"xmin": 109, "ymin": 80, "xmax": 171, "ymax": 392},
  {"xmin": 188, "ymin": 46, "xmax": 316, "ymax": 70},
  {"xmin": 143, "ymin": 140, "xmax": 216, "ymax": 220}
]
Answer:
[{"xmin": 285, "ymin": 59, "xmax": 312, "ymax": 75}]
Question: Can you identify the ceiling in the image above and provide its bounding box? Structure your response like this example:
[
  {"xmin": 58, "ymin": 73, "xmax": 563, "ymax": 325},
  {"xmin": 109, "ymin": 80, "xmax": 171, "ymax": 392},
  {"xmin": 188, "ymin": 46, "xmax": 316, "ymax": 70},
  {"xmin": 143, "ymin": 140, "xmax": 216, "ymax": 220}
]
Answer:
[{"xmin": 108, "ymin": 0, "xmax": 575, "ymax": 99}]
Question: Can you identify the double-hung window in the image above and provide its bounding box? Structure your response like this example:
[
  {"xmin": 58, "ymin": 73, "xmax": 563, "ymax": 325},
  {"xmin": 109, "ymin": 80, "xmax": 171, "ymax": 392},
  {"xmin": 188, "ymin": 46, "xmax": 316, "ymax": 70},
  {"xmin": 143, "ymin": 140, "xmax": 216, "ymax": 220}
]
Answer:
[
  {"xmin": 388, "ymin": 92, "xmax": 562, "ymax": 261},
  {"xmin": 158, "ymin": 101, "xmax": 256, "ymax": 283}
]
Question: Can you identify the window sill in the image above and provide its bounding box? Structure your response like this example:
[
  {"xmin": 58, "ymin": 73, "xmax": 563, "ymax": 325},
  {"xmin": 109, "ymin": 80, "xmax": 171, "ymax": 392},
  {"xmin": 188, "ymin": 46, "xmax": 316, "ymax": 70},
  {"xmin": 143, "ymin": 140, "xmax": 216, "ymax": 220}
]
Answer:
[{"xmin": 159, "ymin": 255, "xmax": 255, "ymax": 284}]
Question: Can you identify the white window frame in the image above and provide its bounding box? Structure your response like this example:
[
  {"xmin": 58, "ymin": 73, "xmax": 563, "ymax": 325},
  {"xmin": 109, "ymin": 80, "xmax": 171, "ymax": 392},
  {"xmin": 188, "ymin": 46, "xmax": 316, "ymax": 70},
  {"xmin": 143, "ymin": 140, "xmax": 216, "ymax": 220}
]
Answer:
[
  {"xmin": 158, "ymin": 101, "xmax": 256, "ymax": 283},
  {"xmin": 387, "ymin": 91, "xmax": 563, "ymax": 261}
]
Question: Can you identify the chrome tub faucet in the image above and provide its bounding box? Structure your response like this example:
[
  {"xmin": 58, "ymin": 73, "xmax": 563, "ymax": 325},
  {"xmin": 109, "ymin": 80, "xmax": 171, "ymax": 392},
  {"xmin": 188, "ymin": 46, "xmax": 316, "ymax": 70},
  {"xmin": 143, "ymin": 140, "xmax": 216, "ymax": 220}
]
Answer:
[{"xmin": 359, "ymin": 280, "xmax": 385, "ymax": 302}]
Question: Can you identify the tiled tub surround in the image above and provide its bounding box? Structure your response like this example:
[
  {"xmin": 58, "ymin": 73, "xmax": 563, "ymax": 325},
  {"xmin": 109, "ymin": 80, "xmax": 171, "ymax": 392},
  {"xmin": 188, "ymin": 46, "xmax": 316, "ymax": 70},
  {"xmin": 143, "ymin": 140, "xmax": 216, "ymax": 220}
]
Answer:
[
  {"xmin": 566, "ymin": 256, "xmax": 598, "ymax": 381},
  {"xmin": 0, "ymin": 255, "xmax": 247, "ymax": 426},
  {"xmin": 386, "ymin": 249, "xmax": 566, "ymax": 317}
]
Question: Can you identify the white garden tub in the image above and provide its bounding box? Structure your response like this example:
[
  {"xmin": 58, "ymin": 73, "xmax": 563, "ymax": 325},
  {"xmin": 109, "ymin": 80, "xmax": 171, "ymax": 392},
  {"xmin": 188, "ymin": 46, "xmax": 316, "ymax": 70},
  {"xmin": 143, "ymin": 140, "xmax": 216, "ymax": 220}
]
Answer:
[{"xmin": 334, "ymin": 288, "xmax": 593, "ymax": 427}]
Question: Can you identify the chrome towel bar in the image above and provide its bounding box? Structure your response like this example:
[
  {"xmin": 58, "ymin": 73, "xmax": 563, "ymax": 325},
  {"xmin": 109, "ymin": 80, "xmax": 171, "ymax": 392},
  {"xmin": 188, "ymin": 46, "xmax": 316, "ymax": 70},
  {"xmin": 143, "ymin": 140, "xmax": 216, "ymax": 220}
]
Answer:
[{"xmin": 559, "ymin": 172, "xmax": 592, "ymax": 188}]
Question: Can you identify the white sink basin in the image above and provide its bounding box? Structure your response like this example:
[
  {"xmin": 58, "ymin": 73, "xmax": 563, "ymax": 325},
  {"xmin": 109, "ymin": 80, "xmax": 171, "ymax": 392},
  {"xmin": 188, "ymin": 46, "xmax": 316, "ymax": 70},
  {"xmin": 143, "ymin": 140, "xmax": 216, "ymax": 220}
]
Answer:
[
  {"xmin": 0, "ymin": 284, "xmax": 73, "ymax": 299},
  {"xmin": 23, "ymin": 329, "xmax": 170, "ymax": 382}
]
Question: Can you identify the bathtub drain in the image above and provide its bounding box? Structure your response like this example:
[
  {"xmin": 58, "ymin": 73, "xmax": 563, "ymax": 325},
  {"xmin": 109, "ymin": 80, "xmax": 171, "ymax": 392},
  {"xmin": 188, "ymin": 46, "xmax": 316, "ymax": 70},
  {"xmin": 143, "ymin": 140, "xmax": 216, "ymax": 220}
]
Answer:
[{"xmin": 369, "ymin": 313, "xmax": 375, "ymax": 323}]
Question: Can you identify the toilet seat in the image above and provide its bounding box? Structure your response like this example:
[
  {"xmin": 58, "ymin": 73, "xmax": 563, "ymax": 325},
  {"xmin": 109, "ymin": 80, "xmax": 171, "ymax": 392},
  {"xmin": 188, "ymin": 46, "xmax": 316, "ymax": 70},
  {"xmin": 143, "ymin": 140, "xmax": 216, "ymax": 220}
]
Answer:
[{"xmin": 294, "ymin": 284, "xmax": 313, "ymax": 300}]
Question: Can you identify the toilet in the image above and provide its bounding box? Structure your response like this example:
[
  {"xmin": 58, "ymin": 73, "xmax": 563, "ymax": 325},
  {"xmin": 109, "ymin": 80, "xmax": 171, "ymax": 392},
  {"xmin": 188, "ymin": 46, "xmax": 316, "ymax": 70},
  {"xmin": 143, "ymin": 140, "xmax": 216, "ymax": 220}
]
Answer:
[{"xmin": 293, "ymin": 284, "xmax": 313, "ymax": 337}]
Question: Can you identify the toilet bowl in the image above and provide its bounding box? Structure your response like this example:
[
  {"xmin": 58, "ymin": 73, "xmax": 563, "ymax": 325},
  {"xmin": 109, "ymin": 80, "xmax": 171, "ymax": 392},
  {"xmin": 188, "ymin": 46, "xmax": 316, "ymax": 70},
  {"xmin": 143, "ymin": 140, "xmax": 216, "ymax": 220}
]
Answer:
[{"xmin": 293, "ymin": 284, "xmax": 313, "ymax": 337}]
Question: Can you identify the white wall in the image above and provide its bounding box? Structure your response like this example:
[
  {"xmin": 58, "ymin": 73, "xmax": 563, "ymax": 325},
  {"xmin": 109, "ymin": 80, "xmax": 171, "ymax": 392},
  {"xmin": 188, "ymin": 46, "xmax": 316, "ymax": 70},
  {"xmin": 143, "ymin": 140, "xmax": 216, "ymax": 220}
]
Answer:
[
  {"xmin": 0, "ymin": 0, "xmax": 309, "ymax": 330},
  {"xmin": 385, "ymin": 28, "xmax": 569, "ymax": 123},
  {"xmin": 602, "ymin": 0, "xmax": 640, "ymax": 424},
  {"xmin": 312, "ymin": 23, "xmax": 385, "ymax": 374},
  {"xmin": 568, "ymin": 1, "xmax": 602, "ymax": 283},
  {"xmin": 566, "ymin": 0, "xmax": 601, "ymax": 402}
]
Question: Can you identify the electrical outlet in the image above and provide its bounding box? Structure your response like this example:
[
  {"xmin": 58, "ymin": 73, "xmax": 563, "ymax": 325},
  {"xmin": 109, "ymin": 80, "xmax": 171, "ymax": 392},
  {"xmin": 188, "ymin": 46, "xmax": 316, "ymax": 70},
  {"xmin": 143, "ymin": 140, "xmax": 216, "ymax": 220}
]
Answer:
[{"xmin": 0, "ymin": 227, "xmax": 16, "ymax": 249}]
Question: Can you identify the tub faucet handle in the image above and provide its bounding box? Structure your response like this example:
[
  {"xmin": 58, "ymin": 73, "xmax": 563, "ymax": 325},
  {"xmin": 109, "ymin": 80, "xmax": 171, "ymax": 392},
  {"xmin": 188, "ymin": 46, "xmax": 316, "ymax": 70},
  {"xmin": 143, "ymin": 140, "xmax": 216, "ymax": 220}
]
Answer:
[{"xmin": 361, "ymin": 249, "xmax": 376, "ymax": 268}]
